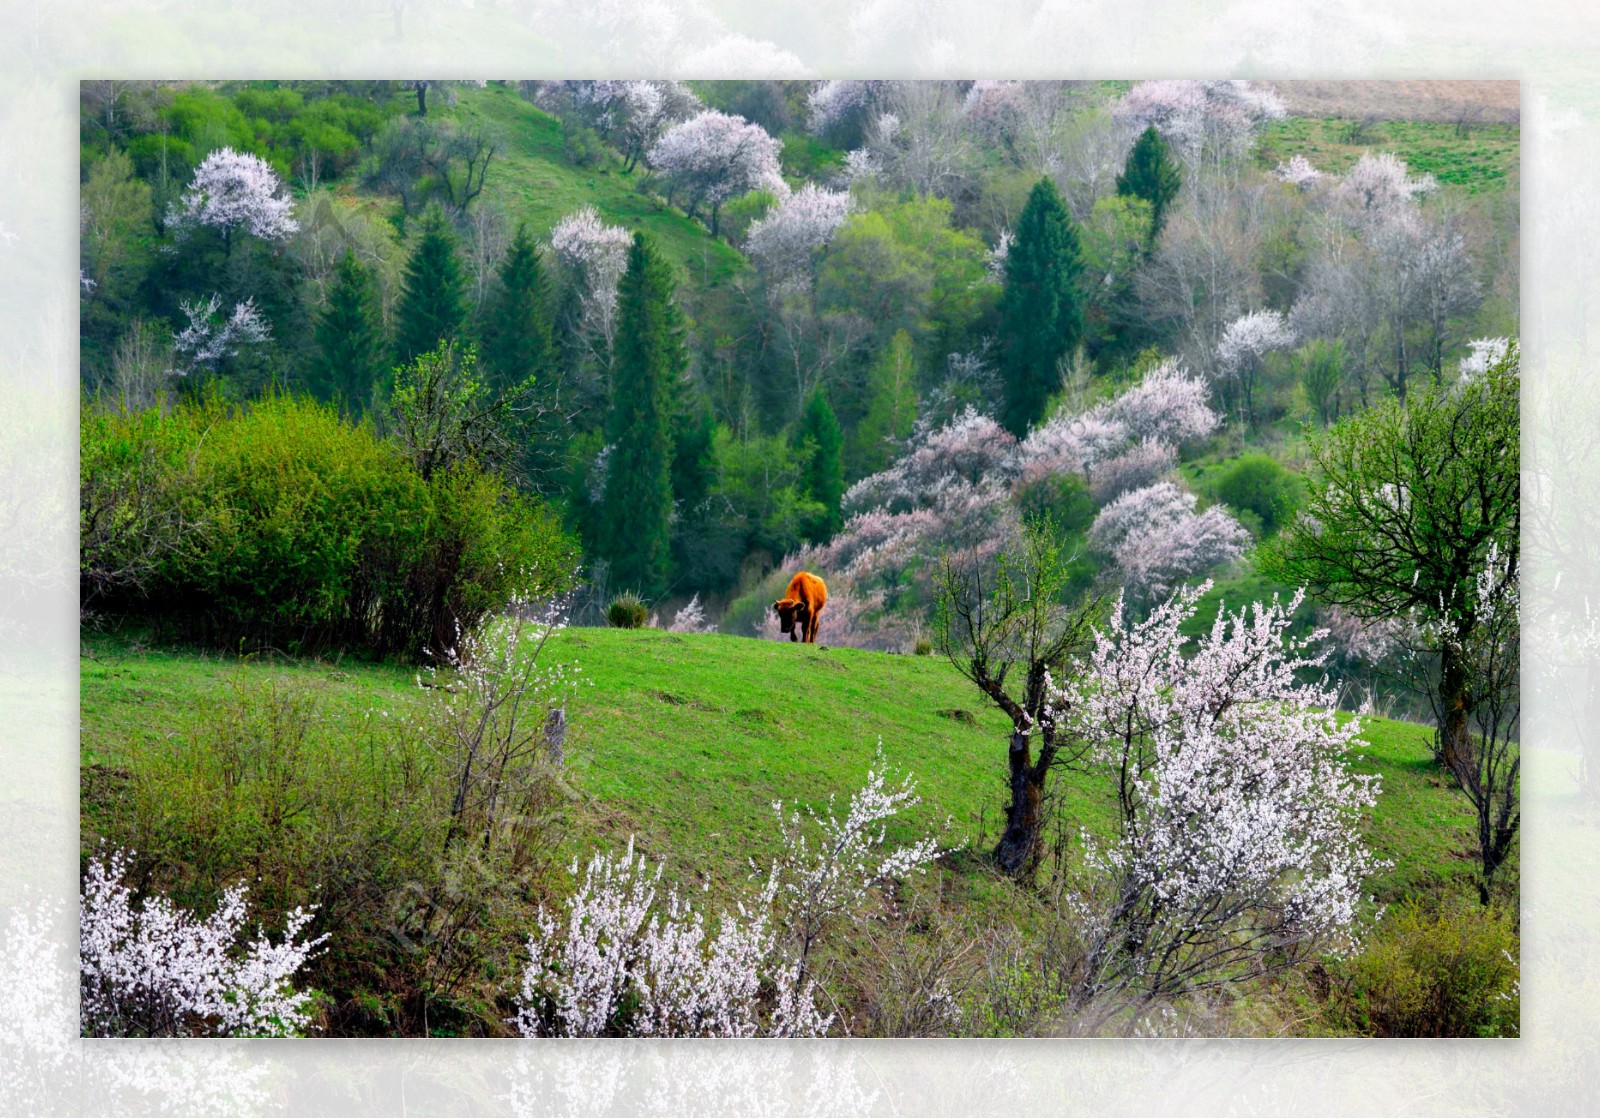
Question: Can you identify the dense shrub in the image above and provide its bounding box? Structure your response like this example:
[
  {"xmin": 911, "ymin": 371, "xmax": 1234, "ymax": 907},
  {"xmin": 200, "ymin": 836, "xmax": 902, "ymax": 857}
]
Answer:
[
  {"xmin": 1321, "ymin": 901, "xmax": 1519, "ymax": 1037},
  {"xmin": 1207, "ymin": 453, "xmax": 1302, "ymax": 535},
  {"xmin": 85, "ymin": 394, "xmax": 578, "ymax": 659},
  {"xmin": 606, "ymin": 592, "xmax": 649, "ymax": 629}
]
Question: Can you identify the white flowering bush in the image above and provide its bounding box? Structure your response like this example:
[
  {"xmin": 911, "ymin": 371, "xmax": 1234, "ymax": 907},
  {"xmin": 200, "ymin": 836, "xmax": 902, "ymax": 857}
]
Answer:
[
  {"xmin": 548, "ymin": 205, "xmax": 633, "ymax": 355},
  {"xmin": 1275, "ymin": 153, "xmax": 1324, "ymax": 190},
  {"xmin": 79, "ymin": 848, "xmax": 327, "ymax": 1037},
  {"xmin": 1459, "ymin": 336, "xmax": 1511, "ymax": 380},
  {"xmin": 1049, "ymin": 583, "xmax": 1384, "ymax": 1000},
  {"xmin": 169, "ymin": 293, "xmax": 271, "ymax": 377},
  {"xmin": 1113, "ymin": 80, "xmax": 1285, "ymax": 165},
  {"xmin": 168, "ymin": 147, "xmax": 298, "ymax": 251},
  {"xmin": 667, "ymin": 593, "xmax": 716, "ymax": 634},
  {"xmin": 1334, "ymin": 151, "xmax": 1437, "ymax": 225},
  {"xmin": 513, "ymin": 750, "xmax": 944, "ymax": 1037}
]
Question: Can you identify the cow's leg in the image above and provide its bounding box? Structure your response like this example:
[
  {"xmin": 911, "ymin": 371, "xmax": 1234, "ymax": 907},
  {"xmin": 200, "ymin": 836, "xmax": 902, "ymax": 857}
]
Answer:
[{"xmin": 806, "ymin": 613, "xmax": 821, "ymax": 643}]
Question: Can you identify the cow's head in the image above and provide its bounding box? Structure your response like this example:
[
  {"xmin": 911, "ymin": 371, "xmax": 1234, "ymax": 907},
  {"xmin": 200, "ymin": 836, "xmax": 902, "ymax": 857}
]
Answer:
[{"xmin": 772, "ymin": 596, "xmax": 809, "ymax": 641}]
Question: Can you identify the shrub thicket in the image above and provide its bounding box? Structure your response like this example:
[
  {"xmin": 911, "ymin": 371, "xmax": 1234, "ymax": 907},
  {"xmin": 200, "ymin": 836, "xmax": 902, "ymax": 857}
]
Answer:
[
  {"xmin": 1208, "ymin": 453, "xmax": 1302, "ymax": 535},
  {"xmin": 606, "ymin": 592, "xmax": 649, "ymax": 629},
  {"xmin": 80, "ymin": 393, "xmax": 577, "ymax": 659}
]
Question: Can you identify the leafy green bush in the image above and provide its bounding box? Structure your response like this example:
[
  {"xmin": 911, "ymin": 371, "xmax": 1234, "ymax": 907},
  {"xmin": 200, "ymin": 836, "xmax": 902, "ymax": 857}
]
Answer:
[
  {"xmin": 1322, "ymin": 902, "xmax": 1519, "ymax": 1037},
  {"xmin": 85, "ymin": 394, "xmax": 578, "ymax": 659},
  {"xmin": 1208, "ymin": 453, "xmax": 1303, "ymax": 535},
  {"xmin": 606, "ymin": 592, "xmax": 649, "ymax": 629}
]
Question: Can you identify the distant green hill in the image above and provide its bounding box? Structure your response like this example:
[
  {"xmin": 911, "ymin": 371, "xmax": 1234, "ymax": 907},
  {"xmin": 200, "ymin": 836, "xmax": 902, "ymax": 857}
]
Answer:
[
  {"xmin": 447, "ymin": 85, "xmax": 749, "ymax": 294},
  {"xmin": 81, "ymin": 626, "xmax": 1481, "ymax": 908}
]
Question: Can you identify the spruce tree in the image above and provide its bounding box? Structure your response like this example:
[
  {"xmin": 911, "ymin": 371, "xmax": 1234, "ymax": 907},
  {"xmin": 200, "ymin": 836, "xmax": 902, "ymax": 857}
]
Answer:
[
  {"xmin": 998, "ymin": 178, "xmax": 1084, "ymax": 437},
  {"xmin": 312, "ymin": 248, "xmax": 387, "ymax": 414},
  {"xmin": 479, "ymin": 223, "xmax": 553, "ymax": 392},
  {"xmin": 395, "ymin": 205, "xmax": 466, "ymax": 365},
  {"xmin": 797, "ymin": 387, "xmax": 845, "ymax": 539},
  {"xmin": 1116, "ymin": 125, "xmax": 1182, "ymax": 246},
  {"xmin": 599, "ymin": 232, "xmax": 684, "ymax": 597}
]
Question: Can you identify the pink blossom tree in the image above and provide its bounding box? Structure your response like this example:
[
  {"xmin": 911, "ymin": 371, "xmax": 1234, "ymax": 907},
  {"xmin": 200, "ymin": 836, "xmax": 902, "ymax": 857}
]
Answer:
[
  {"xmin": 1275, "ymin": 153, "xmax": 1324, "ymax": 191},
  {"xmin": 1097, "ymin": 359, "xmax": 1219, "ymax": 446},
  {"xmin": 648, "ymin": 110, "xmax": 786, "ymax": 236},
  {"xmin": 79, "ymin": 848, "xmax": 326, "ymax": 1037},
  {"xmin": 169, "ymin": 147, "xmax": 298, "ymax": 256},
  {"xmin": 1089, "ymin": 481, "xmax": 1250, "ymax": 601},
  {"xmin": 1048, "ymin": 583, "xmax": 1383, "ymax": 1001}
]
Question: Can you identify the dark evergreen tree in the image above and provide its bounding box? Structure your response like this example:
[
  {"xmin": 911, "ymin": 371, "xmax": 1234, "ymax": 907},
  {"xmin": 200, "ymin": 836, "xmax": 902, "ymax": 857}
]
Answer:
[
  {"xmin": 797, "ymin": 387, "xmax": 845, "ymax": 539},
  {"xmin": 479, "ymin": 223, "xmax": 553, "ymax": 392},
  {"xmin": 998, "ymin": 178, "xmax": 1084, "ymax": 437},
  {"xmin": 599, "ymin": 232, "xmax": 685, "ymax": 597},
  {"xmin": 1116, "ymin": 125, "xmax": 1182, "ymax": 246},
  {"xmin": 394, "ymin": 205, "xmax": 466, "ymax": 365},
  {"xmin": 311, "ymin": 249, "xmax": 388, "ymax": 414}
]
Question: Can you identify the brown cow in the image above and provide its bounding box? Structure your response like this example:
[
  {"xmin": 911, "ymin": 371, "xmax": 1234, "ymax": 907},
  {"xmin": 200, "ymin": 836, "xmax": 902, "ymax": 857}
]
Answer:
[{"xmin": 772, "ymin": 571, "xmax": 828, "ymax": 644}]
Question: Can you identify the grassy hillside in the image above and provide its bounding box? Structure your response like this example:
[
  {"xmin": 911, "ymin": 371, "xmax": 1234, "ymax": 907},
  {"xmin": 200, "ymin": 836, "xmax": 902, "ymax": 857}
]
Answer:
[
  {"xmin": 81, "ymin": 626, "xmax": 1483, "ymax": 906},
  {"xmin": 446, "ymin": 85, "xmax": 749, "ymax": 293}
]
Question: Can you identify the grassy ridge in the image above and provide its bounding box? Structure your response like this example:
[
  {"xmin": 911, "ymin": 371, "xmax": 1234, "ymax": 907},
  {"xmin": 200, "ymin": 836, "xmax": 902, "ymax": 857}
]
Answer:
[
  {"xmin": 81, "ymin": 626, "xmax": 1482, "ymax": 905},
  {"xmin": 1257, "ymin": 116, "xmax": 1520, "ymax": 194},
  {"xmin": 448, "ymin": 85, "xmax": 748, "ymax": 293}
]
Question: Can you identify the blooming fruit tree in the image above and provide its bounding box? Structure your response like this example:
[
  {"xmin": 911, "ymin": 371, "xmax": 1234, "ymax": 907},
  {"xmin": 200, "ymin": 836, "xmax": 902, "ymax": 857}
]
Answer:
[{"xmin": 1047, "ymin": 583, "xmax": 1384, "ymax": 1001}]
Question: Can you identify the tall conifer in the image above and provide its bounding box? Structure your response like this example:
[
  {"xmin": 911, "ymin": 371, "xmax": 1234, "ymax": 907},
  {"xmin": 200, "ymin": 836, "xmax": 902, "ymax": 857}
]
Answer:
[
  {"xmin": 798, "ymin": 387, "xmax": 845, "ymax": 539},
  {"xmin": 395, "ymin": 205, "xmax": 466, "ymax": 365},
  {"xmin": 599, "ymin": 232, "xmax": 684, "ymax": 596},
  {"xmin": 312, "ymin": 248, "xmax": 387, "ymax": 414},
  {"xmin": 998, "ymin": 178, "xmax": 1084, "ymax": 437},
  {"xmin": 479, "ymin": 224, "xmax": 553, "ymax": 391},
  {"xmin": 1116, "ymin": 125, "xmax": 1182, "ymax": 246}
]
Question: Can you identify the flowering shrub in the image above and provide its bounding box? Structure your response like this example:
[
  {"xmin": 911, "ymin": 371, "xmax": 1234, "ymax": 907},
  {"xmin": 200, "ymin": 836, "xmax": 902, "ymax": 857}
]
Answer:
[
  {"xmin": 548, "ymin": 205, "xmax": 633, "ymax": 353},
  {"xmin": 1459, "ymin": 336, "xmax": 1511, "ymax": 380},
  {"xmin": 1096, "ymin": 360, "xmax": 1219, "ymax": 446},
  {"xmin": 1276, "ymin": 153, "xmax": 1324, "ymax": 190},
  {"xmin": 1088, "ymin": 440, "xmax": 1177, "ymax": 506},
  {"xmin": 668, "ymin": 593, "xmax": 716, "ymax": 634},
  {"xmin": 843, "ymin": 407, "xmax": 1018, "ymax": 514},
  {"xmin": 1088, "ymin": 482, "xmax": 1250, "ymax": 600},
  {"xmin": 1334, "ymin": 151, "xmax": 1437, "ymax": 225},
  {"xmin": 169, "ymin": 294, "xmax": 271, "ymax": 377},
  {"xmin": 513, "ymin": 751, "xmax": 944, "ymax": 1037},
  {"xmin": 647, "ymin": 110, "xmax": 786, "ymax": 231},
  {"xmin": 79, "ymin": 848, "xmax": 326, "ymax": 1037},
  {"xmin": 1048, "ymin": 583, "xmax": 1384, "ymax": 1000}
]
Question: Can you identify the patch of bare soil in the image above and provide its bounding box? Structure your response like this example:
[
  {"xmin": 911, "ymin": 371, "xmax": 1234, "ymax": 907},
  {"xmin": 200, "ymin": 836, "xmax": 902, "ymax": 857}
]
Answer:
[{"xmin": 1266, "ymin": 80, "xmax": 1520, "ymax": 125}]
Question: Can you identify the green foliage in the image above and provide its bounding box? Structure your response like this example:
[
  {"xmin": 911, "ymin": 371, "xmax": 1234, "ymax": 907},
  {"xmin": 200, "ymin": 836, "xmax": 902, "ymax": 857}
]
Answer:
[
  {"xmin": 1207, "ymin": 453, "xmax": 1303, "ymax": 535},
  {"xmin": 1115, "ymin": 126, "xmax": 1181, "ymax": 244},
  {"xmin": 395, "ymin": 206, "xmax": 467, "ymax": 365},
  {"xmin": 819, "ymin": 196, "xmax": 994, "ymax": 364},
  {"xmin": 387, "ymin": 341, "xmax": 529, "ymax": 483},
  {"xmin": 312, "ymin": 249, "xmax": 388, "ymax": 415},
  {"xmin": 606, "ymin": 592, "xmax": 650, "ymax": 629},
  {"xmin": 710, "ymin": 427, "xmax": 825, "ymax": 563},
  {"xmin": 998, "ymin": 179, "xmax": 1085, "ymax": 437},
  {"xmin": 1078, "ymin": 194, "xmax": 1153, "ymax": 366},
  {"xmin": 478, "ymin": 224, "xmax": 554, "ymax": 393},
  {"xmin": 797, "ymin": 387, "xmax": 845, "ymax": 540},
  {"xmin": 600, "ymin": 233, "xmax": 686, "ymax": 597},
  {"xmin": 850, "ymin": 329, "xmax": 920, "ymax": 479},
  {"xmin": 1322, "ymin": 902, "xmax": 1519, "ymax": 1036},
  {"xmin": 1295, "ymin": 338, "xmax": 1347, "ymax": 427},
  {"xmin": 1014, "ymin": 472, "xmax": 1096, "ymax": 536},
  {"xmin": 718, "ymin": 189, "xmax": 779, "ymax": 245},
  {"xmin": 87, "ymin": 394, "xmax": 576, "ymax": 659}
]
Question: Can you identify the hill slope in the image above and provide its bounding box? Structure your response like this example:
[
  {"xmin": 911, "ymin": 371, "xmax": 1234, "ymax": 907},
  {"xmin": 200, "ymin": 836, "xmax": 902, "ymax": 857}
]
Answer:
[{"xmin": 81, "ymin": 626, "xmax": 1481, "ymax": 905}]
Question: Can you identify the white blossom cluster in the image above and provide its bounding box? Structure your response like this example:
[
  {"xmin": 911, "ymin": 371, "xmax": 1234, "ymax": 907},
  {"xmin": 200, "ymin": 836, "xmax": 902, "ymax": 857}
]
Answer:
[
  {"xmin": 1216, "ymin": 308, "xmax": 1296, "ymax": 377},
  {"xmin": 745, "ymin": 184, "xmax": 854, "ymax": 292},
  {"xmin": 1458, "ymin": 335, "xmax": 1511, "ymax": 380},
  {"xmin": 1088, "ymin": 481, "xmax": 1251, "ymax": 601},
  {"xmin": 79, "ymin": 848, "xmax": 326, "ymax": 1037},
  {"xmin": 548, "ymin": 205, "xmax": 633, "ymax": 348},
  {"xmin": 844, "ymin": 406, "xmax": 1018, "ymax": 514},
  {"xmin": 169, "ymin": 294, "xmax": 271, "ymax": 376},
  {"xmin": 667, "ymin": 593, "xmax": 716, "ymax": 634},
  {"xmin": 1087, "ymin": 439, "xmax": 1179, "ymax": 506},
  {"xmin": 805, "ymin": 80, "xmax": 896, "ymax": 137},
  {"xmin": 1049, "ymin": 584, "xmax": 1384, "ymax": 991},
  {"xmin": 514, "ymin": 751, "xmax": 942, "ymax": 1037},
  {"xmin": 1113, "ymin": 80, "xmax": 1285, "ymax": 165},
  {"xmin": 1333, "ymin": 151, "xmax": 1437, "ymax": 227},
  {"xmin": 169, "ymin": 147, "xmax": 298, "ymax": 244},
  {"xmin": 513, "ymin": 839, "xmax": 827, "ymax": 1038},
  {"xmin": 647, "ymin": 110, "xmax": 787, "ymax": 214},
  {"xmin": 1275, "ymin": 153, "xmax": 1324, "ymax": 190}
]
